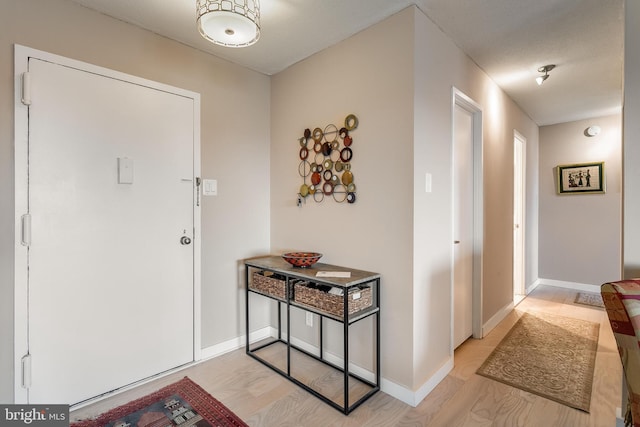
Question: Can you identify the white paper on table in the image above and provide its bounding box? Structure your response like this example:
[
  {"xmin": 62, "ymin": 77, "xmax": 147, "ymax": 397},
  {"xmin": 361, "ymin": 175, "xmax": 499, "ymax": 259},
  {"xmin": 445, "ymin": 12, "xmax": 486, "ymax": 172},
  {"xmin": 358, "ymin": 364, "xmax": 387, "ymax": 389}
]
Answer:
[{"xmin": 316, "ymin": 271, "xmax": 351, "ymax": 278}]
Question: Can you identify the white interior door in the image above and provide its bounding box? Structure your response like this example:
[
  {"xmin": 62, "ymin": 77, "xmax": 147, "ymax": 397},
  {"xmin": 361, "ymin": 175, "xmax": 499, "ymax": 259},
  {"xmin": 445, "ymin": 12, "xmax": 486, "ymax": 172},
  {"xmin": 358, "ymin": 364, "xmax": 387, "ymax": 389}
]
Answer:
[
  {"xmin": 452, "ymin": 104, "xmax": 474, "ymax": 348},
  {"xmin": 24, "ymin": 57, "xmax": 197, "ymax": 404},
  {"xmin": 513, "ymin": 132, "xmax": 526, "ymax": 302}
]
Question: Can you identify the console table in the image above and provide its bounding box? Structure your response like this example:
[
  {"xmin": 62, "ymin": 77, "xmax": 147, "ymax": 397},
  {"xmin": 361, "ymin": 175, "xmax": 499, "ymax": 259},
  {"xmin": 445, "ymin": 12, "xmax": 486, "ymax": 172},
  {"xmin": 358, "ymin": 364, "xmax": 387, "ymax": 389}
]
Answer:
[{"xmin": 244, "ymin": 256, "xmax": 380, "ymax": 414}]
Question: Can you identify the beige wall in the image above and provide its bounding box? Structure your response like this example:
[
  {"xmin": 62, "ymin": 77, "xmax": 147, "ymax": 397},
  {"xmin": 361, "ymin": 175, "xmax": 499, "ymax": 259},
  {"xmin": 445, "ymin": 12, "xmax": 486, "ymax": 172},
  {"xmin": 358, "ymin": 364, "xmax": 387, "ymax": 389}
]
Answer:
[
  {"xmin": 624, "ymin": 0, "xmax": 640, "ymax": 279},
  {"xmin": 271, "ymin": 6, "xmax": 539, "ymax": 394},
  {"xmin": 539, "ymin": 115, "xmax": 622, "ymax": 285},
  {"xmin": 271, "ymin": 7, "xmax": 416, "ymax": 388},
  {"xmin": 0, "ymin": 0, "xmax": 271, "ymax": 401}
]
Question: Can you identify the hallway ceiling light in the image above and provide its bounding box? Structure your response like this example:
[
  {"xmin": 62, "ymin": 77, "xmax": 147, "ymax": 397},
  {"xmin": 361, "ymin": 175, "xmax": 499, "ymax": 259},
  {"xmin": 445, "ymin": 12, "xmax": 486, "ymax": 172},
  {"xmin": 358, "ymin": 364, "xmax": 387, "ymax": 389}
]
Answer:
[
  {"xmin": 536, "ymin": 64, "xmax": 555, "ymax": 85},
  {"xmin": 197, "ymin": 0, "xmax": 260, "ymax": 48}
]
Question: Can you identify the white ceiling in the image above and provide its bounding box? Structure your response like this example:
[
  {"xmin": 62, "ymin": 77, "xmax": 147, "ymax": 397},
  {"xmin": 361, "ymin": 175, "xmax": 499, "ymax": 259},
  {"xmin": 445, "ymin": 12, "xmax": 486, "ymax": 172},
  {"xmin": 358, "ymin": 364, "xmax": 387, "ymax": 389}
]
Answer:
[{"xmin": 68, "ymin": 0, "xmax": 624, "ymax": 126}]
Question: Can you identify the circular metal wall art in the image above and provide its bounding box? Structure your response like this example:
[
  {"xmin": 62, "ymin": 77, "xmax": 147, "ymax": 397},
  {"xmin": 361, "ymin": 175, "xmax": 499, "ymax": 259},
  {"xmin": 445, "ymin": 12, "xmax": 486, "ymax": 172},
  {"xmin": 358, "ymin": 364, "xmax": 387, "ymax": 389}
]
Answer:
[
  {"xmin": 311, "ymin": 172, "xmax": 321, "ymax": 185},
  {"xmin": 341, "ymin": 170, "xmax": 353, "ymax": 185},
  {"xmin": 332, "ymin": 184, "xmax": 347, "ymax": 203},
  {"xmin": 345, "ymin": 114, "xmax": 358, "ymax": 130},
  {"xmin": 323, "ymin": 123, "xmax": 338, "ymax": 143},
  {"xmin": 296, "ymin": 114, "xmax": 359, "ymax": 204},
  {"xmin": 298, "ymin": 160, "xmax": 311, "ymax": 177},
  {"xmin": 340, "ymin": 147, "xmax": 353, "ymax": 162},
  {"xmin": 322, "ymin": 181, "xmax": 334, "ymax": 195},
  {"xmin": 330, "ymin": 149, "xmax": 340, "ymax": 162},
  {"xmin": 312, "ymin": 127, "xmax": 323, "ymax": 142}
]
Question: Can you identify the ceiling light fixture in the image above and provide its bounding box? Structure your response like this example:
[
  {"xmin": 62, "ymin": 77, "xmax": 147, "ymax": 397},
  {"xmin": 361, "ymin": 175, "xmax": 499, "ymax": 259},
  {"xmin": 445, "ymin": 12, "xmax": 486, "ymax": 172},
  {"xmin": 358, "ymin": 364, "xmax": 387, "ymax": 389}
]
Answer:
[
  {"xmin": 536, "ymin": 64, "xmax": 555, "ymax": 85},
  {"xmin": 196, "ymin": 0, "xmax": 260, "ymax": 48}
]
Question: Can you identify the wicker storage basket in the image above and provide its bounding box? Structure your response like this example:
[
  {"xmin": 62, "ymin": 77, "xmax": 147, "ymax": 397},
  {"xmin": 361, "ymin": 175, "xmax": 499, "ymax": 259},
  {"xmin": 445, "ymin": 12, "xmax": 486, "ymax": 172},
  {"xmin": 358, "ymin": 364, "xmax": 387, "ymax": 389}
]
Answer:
[
  {"xmin": 251, "ymin": 271, "xmax": 287, "ymax": 300},
  {"xmin": 294, "ymin": 282, "xmax": 372, "ymax": 318}
]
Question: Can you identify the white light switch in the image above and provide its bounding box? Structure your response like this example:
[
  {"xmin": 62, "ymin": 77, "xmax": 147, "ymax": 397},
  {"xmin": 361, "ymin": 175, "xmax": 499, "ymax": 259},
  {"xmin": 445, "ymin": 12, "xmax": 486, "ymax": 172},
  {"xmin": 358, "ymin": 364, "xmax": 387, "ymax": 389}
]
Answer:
[
  {"xmin": 425, "ymin": 173, "xmax": 432, "ymax": 193},
  {"xmin": 118, "ymin": 157, "xmax": 134, "ymax": 184},
  {"xmin": 202, "ymin": 179, "xmax": 217, "ymax": 196}
]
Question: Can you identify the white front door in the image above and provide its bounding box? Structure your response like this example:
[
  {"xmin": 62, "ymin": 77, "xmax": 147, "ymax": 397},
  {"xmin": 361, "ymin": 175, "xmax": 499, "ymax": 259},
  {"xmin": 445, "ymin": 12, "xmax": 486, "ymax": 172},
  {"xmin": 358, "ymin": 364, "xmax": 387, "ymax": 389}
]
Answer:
[
  {"xmin": 452, "ymin": 104, "xmax": 474, "ymax": 348},
  {"xmin": 20, "ymin": 53, "xmax": 198, "ymax": 404}
]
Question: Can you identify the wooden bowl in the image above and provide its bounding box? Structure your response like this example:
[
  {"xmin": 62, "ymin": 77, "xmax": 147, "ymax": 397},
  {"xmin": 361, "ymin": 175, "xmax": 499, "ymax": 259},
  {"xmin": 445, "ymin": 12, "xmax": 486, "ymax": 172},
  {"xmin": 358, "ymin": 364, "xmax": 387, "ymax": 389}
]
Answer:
[{"xmin": 282, "ymin": 252, "xmax": 323, "ymax": 268}]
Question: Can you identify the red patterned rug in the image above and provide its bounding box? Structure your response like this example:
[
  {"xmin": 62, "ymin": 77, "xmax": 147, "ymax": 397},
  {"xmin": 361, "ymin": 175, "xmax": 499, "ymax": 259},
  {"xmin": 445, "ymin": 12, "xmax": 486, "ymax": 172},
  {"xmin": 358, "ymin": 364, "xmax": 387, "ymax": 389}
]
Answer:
[{"xmin": 71, "ymin": 377, "xmax": 247, "ymax": 427}]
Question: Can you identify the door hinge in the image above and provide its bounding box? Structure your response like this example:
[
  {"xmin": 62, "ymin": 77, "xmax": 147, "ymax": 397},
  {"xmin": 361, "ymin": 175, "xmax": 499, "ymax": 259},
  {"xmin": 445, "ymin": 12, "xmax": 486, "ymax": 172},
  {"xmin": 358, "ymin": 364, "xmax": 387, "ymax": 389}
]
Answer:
[
  {"xmin": 195, "ymin": 177, "xmax": 201, "ymax": 207},
  {"xmin": 21, "ymin": 214, "xmax": 31, "ymax": 246},
  {"xmin": 21, "ymin": 72, "xmax": 31, "ymax": 106},
  {"xmin": 21, "ymin": 353, "xmax": 31, "ymax": 389}
]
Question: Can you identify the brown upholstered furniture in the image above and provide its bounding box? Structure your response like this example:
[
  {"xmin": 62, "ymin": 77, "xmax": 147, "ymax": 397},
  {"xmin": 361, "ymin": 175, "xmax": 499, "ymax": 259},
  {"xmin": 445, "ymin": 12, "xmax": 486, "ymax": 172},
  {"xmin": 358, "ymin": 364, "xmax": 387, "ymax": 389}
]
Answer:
[{"xmin": 602, "ymin": 280, "xmax": 640, "ymax": 427}]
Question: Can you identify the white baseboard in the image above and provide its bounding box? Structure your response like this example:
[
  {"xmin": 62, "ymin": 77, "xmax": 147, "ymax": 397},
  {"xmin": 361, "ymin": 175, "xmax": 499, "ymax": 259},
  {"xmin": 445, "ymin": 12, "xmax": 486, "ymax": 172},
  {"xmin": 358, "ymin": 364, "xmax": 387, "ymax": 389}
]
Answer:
[
  {"xmin": 616, "ymin": 407, "xmax": 625, "ymax": 427},
  {"xmin": 536, "ymin": 278, "xmax": 601, "ymax": 294},
  {"xmin": 482, "ymin": 300, "xmax": 514, "ymax": 337},
  {"xmin": 287, "ymin": 336, "xmax": 377, "ymax": 383},
  {"xmin": 200, "ymin": 328, "xmax": 454, "ymax": 408},
  {"xmin": 203, "ymin": 328, "xmax": 378, "ymax": 384},
  {"xmin": 199, "ymin": 327, "xmax": 272, "ymax": 360},
  {"xmin": 284, "ymin": 336, "xmax": 455, "ymax": 407},
  {"xmin": 196, "ymin": 278, "xmax": 602, "ymax": 410},
  {"xmin": 277, "ymin": 341, "xmax": 455, "ymax": 407},
  {"xmin": 479, "ymin": 278, "xmax": 601, "ymax": 340},
  {"xmin": 526, "ymin": 279, "xmax": 541, "ymax": 294},
  {"xmin": 392, "ymin": 357, "xmax": 453, "ymax": 407}
]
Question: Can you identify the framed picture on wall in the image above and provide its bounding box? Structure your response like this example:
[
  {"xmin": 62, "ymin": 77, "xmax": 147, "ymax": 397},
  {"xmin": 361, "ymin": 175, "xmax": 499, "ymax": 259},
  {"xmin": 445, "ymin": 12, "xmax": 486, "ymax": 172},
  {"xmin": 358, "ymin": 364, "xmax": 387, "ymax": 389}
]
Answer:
[{"xmin": 556, "ymin": 162, "xmax": 605, "ymax": 194}]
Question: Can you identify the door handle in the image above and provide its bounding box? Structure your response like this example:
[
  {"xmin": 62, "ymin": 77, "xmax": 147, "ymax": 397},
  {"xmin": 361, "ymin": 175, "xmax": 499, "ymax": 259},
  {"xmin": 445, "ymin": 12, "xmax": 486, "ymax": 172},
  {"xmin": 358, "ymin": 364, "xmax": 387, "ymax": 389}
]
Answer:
[
  {"xmin": 454, "ymin": 240, "xmax": 460, "ymax": 244},
  {"xmin": 180, "ymin": 236, "xmax": 192, "ymax": 245},
  {"xmin": 21, "ymin": 214, "xmax": 31, "ymax": 246}
]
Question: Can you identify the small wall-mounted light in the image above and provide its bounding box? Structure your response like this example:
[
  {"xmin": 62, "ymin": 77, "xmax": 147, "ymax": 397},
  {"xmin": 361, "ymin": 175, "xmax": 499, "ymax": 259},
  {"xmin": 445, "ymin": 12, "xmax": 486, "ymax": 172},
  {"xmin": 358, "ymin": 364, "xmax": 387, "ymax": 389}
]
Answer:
[
  {"xmin": 585, "ymin": 126, "xmax": 601, "ymax": 137},
  {"xmin": 536, "ymin": 64, "xmax": 556, "ymax": 85}
]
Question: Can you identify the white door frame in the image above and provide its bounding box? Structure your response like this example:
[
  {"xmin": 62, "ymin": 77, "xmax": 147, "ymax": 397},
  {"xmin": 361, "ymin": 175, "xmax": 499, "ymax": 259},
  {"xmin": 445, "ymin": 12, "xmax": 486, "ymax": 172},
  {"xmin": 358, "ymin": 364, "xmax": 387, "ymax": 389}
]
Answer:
[
  {"xmin": 451, "ymin": 87, "xmax": 484, "ymax": 351},
  {"xmin": 13, "ymin": 45, "xmax": 202, "ymax": 403},
  {"xmin": 513, "ymin": 130, "xmax": 527, "ymax": 301}
]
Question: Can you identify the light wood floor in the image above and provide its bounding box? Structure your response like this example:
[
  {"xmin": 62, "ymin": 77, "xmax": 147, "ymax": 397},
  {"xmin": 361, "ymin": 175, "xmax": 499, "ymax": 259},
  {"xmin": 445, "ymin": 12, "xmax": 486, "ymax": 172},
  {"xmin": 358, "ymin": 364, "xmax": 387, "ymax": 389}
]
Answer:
[{"xmin": 71, "ymin": 285, "xmax": 621, "ymax": 426}]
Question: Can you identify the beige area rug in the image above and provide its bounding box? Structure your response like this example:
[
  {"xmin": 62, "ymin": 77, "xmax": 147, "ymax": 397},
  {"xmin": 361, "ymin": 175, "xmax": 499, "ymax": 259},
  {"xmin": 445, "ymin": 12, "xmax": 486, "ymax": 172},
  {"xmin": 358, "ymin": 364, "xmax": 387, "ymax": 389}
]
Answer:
[
  {"xmin": 574, "ymin": 292, "xmax": 605, "ymax": 308},
  {"xmin": 476, "ymin": 312, "xmax": 599, "ymax": 412}
]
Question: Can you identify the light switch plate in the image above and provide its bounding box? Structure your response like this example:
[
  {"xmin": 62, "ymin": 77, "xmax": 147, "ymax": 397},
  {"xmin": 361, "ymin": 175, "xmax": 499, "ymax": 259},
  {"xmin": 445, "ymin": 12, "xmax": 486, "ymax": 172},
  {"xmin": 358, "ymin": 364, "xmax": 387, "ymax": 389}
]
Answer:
[
  {"xmin": 118, "ymin": 157, "xmax": 134, "ymax": 184},
  {"xmin": 425, "ymin": 173, "xmax": 432, "ymax": 193},
  {"xmin": 305, "ymin": 312, "xmax": 313, "ymax": 327},
  {"xmin": 202, "ymin": 179, "xmax": 217, "ymax": 196}
]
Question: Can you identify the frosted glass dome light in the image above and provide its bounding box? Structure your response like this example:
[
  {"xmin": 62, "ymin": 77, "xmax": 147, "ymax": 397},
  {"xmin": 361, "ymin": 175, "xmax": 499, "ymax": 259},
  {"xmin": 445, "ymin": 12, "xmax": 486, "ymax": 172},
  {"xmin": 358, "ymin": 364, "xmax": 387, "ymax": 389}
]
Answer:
[{"xmin": 197, "ymin": 0, "xmax": 260, "ymax": 48}]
